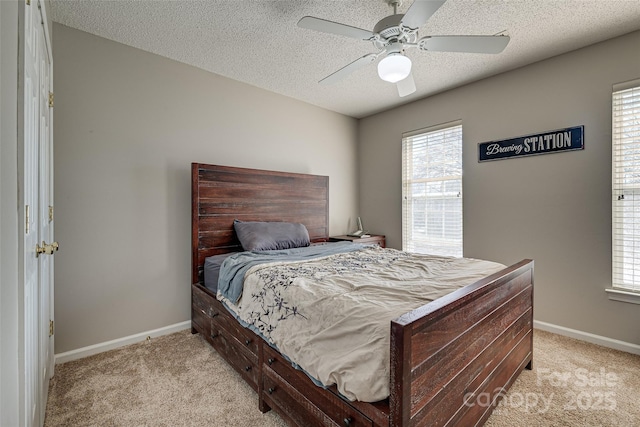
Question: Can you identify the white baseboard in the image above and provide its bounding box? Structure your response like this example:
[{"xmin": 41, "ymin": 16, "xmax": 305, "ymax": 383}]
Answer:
[
  {"xmin": 534, "ymin": 320, "xmax": 640, "ymax": 355},
  {"xmin": 54, "ymin": 320, "xmax": 192, "ymax": 364}
]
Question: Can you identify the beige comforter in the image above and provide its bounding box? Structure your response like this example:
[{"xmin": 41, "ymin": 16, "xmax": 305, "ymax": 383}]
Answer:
[{"xmin": 220, "ymin": 246, "xmax": 505, "ymax": 402}]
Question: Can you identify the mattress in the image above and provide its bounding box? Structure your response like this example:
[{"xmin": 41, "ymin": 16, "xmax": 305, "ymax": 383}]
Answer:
[{"xmin": 203, "ymin": 253, "xmax": 233, "ymax": 293}]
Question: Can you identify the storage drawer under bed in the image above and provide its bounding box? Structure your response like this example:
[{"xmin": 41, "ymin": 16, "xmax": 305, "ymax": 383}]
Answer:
[
  {"xmin": 192, "ymin": 285, "xmax": 260, "ymax": 390},
  {"xmin": 210, "ymin": 305, "xmax": 260, "ymax": 356},
  {"xmin": 208, "ymin": 328, "xmax": 259, "ymax": 389},
  {"xmin": 262, "ymin": 345, "xmax": 373, "ymax": 427}
]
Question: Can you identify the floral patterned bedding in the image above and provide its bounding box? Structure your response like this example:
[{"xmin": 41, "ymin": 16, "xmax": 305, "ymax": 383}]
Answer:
[{"xmin": 218, "ymin": 245, "xmax": 505, "ymax": 402}]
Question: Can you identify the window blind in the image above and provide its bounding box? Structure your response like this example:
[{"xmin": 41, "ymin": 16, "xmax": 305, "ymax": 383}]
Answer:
[
  {"xmin": 612, "ymin": 82, "xmax": 640, "ymax": 292},
  {"xmin": 402, "ymin": 123, "xmax": 462, "ymax": 257}
]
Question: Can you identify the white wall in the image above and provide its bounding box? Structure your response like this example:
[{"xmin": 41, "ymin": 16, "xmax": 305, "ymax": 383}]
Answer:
[
  {"xmin": 359, "ymin": 30, "xmax": 640, "ymax": 346},
  {"xmin": 52, "ymin": 24, "xmax": 360, "ymax": 354}
]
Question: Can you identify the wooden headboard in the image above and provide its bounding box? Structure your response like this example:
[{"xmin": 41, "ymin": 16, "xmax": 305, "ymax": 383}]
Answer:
[{"xmin": 191, "ymin": 163, "xmax": 329, "ymax": 284}]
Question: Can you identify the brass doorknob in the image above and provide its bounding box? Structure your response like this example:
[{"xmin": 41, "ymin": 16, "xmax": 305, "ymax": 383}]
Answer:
[
  {"xmin": 35, "ymin": 241, "xmax": 59, "ymax": 257},
  {"xmin": 35, "ymin": 243, "xmax": 46, "ymax": 257}
]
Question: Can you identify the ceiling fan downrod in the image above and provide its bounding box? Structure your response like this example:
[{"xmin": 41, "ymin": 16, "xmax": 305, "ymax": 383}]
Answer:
[{"xmin": 386, "ymin": 0, "xmax": 401, "ymax": 14}]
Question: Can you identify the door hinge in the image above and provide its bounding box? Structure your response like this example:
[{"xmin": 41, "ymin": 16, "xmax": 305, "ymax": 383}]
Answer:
[
  {"xmin": 49, "ymin": 320, "xmax": 54, "ymax": 337},
  {"xmin": 49, "ymin": 205, "xmax": 54, "ymax": 222},
  {"xmin": 48, "ymin": 92, "xmax": 54, "ymax": 108},
  {"xmin": 26, "ymin": 0, "xmax": 31, "ymax": 5},
  {"xmin": 25, "ymin": 205, "xmax": 30, "ymax": 234}
]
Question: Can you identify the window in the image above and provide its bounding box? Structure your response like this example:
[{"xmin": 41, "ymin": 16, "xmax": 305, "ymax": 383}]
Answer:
[
  {"xmin": 611, "ymin": 79, "xmax": 640, "ymax": 302},
  {"xmin": 402, "ymin": 122, "xmax": 462, "ymax": 257}
]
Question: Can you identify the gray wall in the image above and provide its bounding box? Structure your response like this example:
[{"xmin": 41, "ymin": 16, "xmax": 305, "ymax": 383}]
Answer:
[
  {"xmin": 359, "ymin": 30, "xmax": 640, "ymax": 345},
  {"xmin": 1, "ymin": 2, "xmax": 20, "ymax": 424},
  {"xmin": 52, "ymin": 24, "xmax": 359, "ymax": 353}
]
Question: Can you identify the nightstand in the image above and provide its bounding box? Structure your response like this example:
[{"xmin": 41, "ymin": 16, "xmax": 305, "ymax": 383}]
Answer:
[{"xmin": 329, "ymin": 234, "xmax": 386, "ymax": 248}]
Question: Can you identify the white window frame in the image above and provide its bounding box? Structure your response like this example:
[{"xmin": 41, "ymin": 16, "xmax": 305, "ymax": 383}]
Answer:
[
  {"xmin": 610, "ymin": 79, "xmax": 640, "ymax": 304},
  {"xmin": 402, "ymin": 121, "xmax": 463, "ymax": 257}
]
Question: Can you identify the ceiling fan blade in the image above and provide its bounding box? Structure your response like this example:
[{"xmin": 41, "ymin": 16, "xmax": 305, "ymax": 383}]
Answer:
[
  {"xmin": 397, "ymin": 72, "xmax": 416, "ymax": 97},
  {"xmin": 319, "ymin": 53, "xmax": 378, "ymax": 85},
  {"xmin": 401, "ymin": 0, "xmax": 446, "ymax": 31},
  {"xmin": 420, "ymin": 35, "xmax": 510, "ymax": 53},
  {"xmin": 298, "ymin": 16, "xmax": 374, "ymax": 41}
]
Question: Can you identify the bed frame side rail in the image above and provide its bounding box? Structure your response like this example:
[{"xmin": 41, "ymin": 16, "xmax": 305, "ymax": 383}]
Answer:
[{"xmin": 390, "ymin": 259, "xmax": 534, "ymax": 427}]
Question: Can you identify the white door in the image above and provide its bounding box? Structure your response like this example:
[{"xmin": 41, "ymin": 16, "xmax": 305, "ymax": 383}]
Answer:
[
  {"xmin": 37, "ymin": 11, "xmax": 54, "ymax": 424},
  {"xmin": 23, "ymin": 0, "xmax": 54, "ymax": 425},
  {"xmin": 23, "ymin": 0, "xmax": 41, "ymax": 424}
]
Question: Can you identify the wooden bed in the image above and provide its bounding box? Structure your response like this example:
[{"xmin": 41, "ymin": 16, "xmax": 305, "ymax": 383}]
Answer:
[{"xmin": 191, "ymin": 162, "xmax": 534, "ymax": 427}]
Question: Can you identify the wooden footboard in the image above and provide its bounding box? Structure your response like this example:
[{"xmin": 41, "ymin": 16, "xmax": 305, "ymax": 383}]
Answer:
[{"xmin": 390, "ymin": 259, "xmax": 534, "ymax": 427}]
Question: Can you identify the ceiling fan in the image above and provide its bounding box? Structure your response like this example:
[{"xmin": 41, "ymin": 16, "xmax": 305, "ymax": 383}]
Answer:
[{"xmin": 298, "ymin": 0, "xmax": 510, "ymax": 97}]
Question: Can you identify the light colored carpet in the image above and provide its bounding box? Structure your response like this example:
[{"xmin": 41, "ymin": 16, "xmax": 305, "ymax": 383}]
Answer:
[{"xmin": 45, "ymin": 329, "xmax": 639, "ymax": 426}]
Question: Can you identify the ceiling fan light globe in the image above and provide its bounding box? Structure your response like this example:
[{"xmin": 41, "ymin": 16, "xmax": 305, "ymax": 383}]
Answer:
[{"xmin": 378, "ymin": 54, "xmax": 412, "ymax": 83}]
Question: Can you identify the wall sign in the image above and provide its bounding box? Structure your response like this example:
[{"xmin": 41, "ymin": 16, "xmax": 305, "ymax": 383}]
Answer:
[{"xmin": 478, "ymin": 125, "xmax": 584, "ymax": 162}]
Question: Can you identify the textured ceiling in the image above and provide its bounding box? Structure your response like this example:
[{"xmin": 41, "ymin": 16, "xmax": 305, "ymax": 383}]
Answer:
[{"xmin": 51, "ymin": 0, "xmax": 640, "ymax": 118}]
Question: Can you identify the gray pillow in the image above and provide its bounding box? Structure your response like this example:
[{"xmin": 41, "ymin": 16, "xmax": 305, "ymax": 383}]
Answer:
[{"xmin": 234, "ymin": 220, "xmax": 310, "ymax": 251}]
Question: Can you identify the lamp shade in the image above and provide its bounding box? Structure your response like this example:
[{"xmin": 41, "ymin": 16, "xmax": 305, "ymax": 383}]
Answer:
[{"xmin": 377, "ymin": 53, "xmax": 412, "ymax": 83}]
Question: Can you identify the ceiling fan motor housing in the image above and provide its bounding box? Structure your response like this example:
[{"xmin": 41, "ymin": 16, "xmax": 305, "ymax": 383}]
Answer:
[
  {"xmin": 374, "ymin": 14, "xmax": 405, "ymax": 39},
  {"xmin": 372, "ymin": 14, "xmax": 418, "ymax": 51}
]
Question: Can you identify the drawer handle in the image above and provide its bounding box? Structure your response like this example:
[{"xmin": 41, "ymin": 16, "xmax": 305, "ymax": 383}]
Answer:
[
  {"xmin": 244, "ymin": 365, "xmax": 252, "ymax": 372},
  {"xmin": 211, "ymin": 311, "xmax": 219, "ymax": 318},
  {"xmin": 210, "ymin": 332, "xmax": 218, "ymax": 339},
  {"xmin": 344, "ymin": 417, "xmax": 353, "ymax": 426},
  {"xmin": 245, "ymin": 339, "xmax": 252, "ymax": 346},
  {"xmin": 267, "ymin": 358, "xmax": 275, "ymax": 365},
  {"xmin": 267, "ymin": 387, "xmax": 276, "ymax": 394}
]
